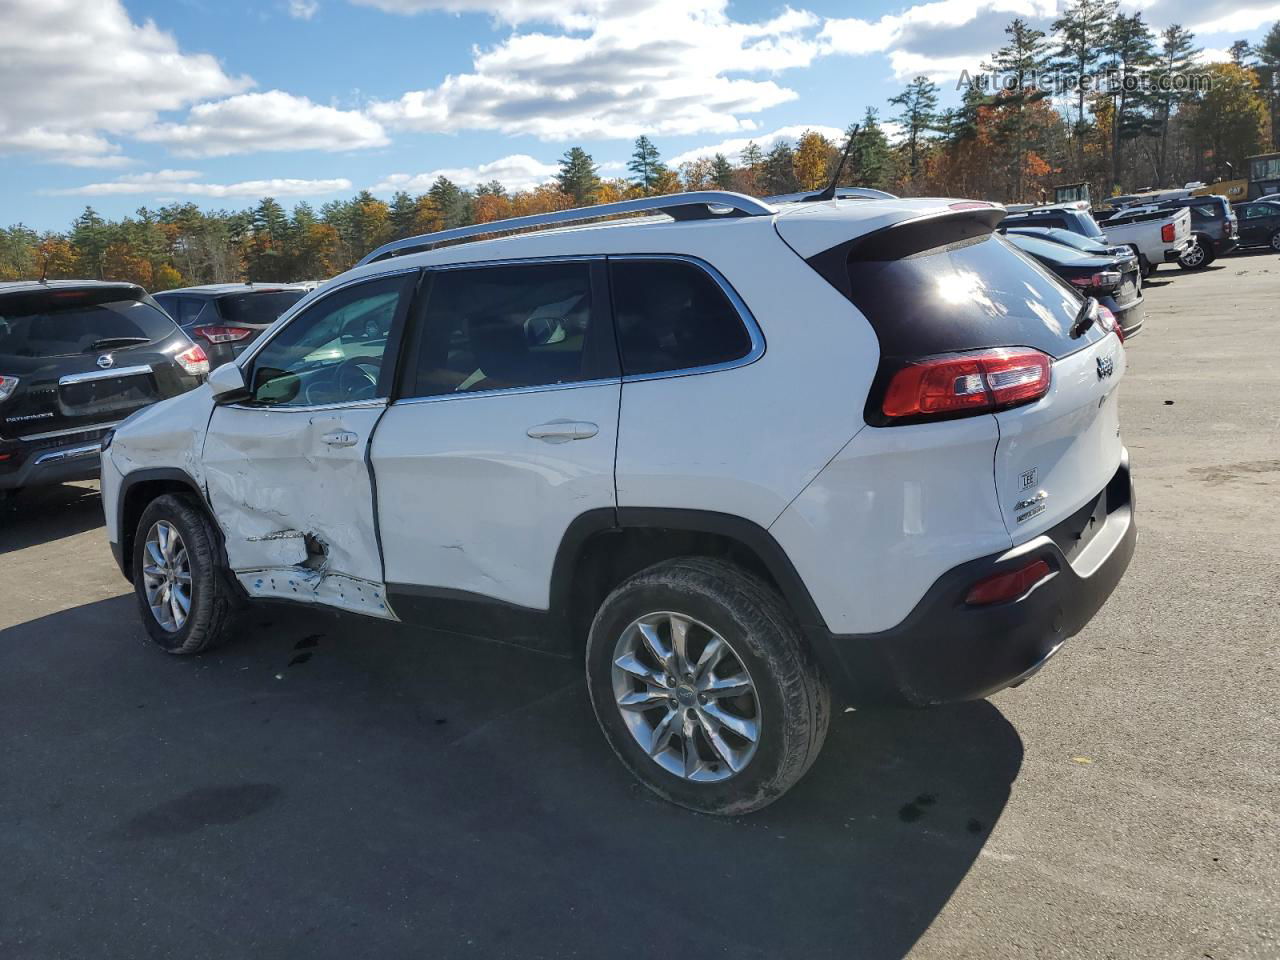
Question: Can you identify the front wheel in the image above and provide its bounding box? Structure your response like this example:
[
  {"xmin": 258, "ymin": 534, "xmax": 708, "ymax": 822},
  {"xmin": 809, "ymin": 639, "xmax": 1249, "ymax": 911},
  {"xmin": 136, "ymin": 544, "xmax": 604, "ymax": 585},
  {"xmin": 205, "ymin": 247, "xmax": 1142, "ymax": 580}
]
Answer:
[
  {"xmin": 585, "ymin": 558, "xmax": 829, "ymax": 815},
  {"xmin": 133, "ymin": 494, "xmax": 240, "ymax": 654}
]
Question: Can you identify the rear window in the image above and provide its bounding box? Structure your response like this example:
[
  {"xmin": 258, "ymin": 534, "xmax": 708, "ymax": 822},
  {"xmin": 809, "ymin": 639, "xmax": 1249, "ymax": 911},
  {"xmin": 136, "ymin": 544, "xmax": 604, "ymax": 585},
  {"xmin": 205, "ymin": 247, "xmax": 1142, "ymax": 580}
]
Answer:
[
  {"xmin": 218, "ymin": 291, "xmax": 305, "ymax": 325},
  {"xmin": 0, "ymin": 298, "xmax": 178, "ymax": 359},
  {"xmin": 842, "ymin": 233, "xmax": 1107, "ymax": 360},
  {"xmin": 609, "ymin": 259, "xmax": 753, "ymax": 376}
]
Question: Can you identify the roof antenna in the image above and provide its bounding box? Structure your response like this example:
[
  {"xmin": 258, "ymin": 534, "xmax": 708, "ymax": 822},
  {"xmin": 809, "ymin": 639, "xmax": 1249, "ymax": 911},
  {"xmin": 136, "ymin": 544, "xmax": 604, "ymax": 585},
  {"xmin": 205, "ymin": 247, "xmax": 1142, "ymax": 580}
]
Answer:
[{"xmin": 806, "ymin": 125, "xmax": 859, "ymax": 202}]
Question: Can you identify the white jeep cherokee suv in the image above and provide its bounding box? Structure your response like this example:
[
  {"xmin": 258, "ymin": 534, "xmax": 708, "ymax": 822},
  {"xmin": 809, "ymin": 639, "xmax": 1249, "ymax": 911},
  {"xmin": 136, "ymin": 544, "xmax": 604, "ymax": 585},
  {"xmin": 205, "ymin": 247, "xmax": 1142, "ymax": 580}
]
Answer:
[{"xmin": 100, "ymin": 190, "xmax": 1136, "ymax": 815}]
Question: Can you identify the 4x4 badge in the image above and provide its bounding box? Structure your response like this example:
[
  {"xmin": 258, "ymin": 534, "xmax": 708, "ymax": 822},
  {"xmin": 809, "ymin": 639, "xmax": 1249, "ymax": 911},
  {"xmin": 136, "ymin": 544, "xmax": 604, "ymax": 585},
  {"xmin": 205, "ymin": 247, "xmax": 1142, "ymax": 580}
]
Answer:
[
  {"xmin": 1096, "ymin": 354, "xmax": 1114, "ymax": 379},
  {"xmin": 96, "ymin": 354, "xmax": 115, "ymax": 370}
]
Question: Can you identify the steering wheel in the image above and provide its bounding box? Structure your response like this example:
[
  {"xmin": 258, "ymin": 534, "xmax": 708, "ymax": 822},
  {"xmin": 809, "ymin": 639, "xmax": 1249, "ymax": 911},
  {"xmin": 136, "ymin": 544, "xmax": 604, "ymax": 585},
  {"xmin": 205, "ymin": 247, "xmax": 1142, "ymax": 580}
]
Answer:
[{"xmin": 334, "ymin": 356, "xmax": 379, "ymax": 401}]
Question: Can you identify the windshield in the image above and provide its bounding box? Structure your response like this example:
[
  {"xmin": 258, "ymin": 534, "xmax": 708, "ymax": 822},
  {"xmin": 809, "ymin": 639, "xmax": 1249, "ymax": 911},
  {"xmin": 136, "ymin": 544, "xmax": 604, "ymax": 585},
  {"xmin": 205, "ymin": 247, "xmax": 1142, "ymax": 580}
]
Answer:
[
  {"xmin": 0, "ymin": 298, "xmax": 177, "ymax": 359},
  {"xmin": 218, "ymin": 291, "xmax": 305, "ymax": 326}
]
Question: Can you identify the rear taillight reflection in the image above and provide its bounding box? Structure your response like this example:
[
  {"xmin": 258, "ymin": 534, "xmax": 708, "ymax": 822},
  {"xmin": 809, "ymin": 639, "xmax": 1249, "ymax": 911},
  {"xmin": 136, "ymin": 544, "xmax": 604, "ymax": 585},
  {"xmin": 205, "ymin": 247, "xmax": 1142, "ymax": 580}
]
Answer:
[
  {"xmin": 0, "ymin": 375, "xmax": 18, "ymax": 402},
  {"xmin": 965, "ymin": 558, "xmax": 1052, "ymax": 605},
  {"xmin": 1097, "ymin": 304, "xmax": 1124, "ymax": 342},
  {"xmin": 175, "ymin": 345, "xmax": 210, "ymax": 377},
  {"xmin": 881, "ymin": 348, "xmax": 1052, "ymax": 421}
]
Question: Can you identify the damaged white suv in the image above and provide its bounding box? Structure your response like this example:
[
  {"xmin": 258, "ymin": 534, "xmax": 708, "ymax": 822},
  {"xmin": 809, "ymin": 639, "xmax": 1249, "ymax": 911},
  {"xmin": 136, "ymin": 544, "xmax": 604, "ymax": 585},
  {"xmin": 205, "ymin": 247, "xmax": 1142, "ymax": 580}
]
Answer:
[{"xmin": 101, "ymin": 190, "xmax": 1136, "ymax": 814}]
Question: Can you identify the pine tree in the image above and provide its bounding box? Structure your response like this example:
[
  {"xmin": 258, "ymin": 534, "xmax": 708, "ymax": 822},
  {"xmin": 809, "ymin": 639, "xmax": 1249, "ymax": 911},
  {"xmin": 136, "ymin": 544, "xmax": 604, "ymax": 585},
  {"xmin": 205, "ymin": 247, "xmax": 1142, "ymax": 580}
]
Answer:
[
  {"xmin": 1230, "ymin": 40, "xmax": 1254, "ymax": 66},
  {"xmin": 1150, "ymin": 25, "xmax": 1200, "ymax": 184},
  {"xmin": 70, "ymin": 207, "xmax": 109, "ymax": 279},
  {"xmin": 849, "ymin": 110, "xmax": 894, "ymax": 189},
  {"xmin": 389, "ymin": 190, "xmax": 418, "ymax": 239},
  {"xmin": 557, "ymin": 147, "xmax": 600, "ymax": 205},
  {"xmin": 426, "ymin": 177, "xmax": 471, "ymax": 229},
  {"xmin": 983, "ymin": 18, "xmax": 1052, "ymax": 201},
  {"xmin": 1102, "ymin": 12, "xmax": 1157, "ymax": 189},
  {"xmin": 710, "ymin": 153, "xmax": 734, "ymax": 189},
  {"xmin": 761, "ymin": 141, "xmax": 798, "ymax": 194},
  {"xmin": 628, "ymin": 136, "xmax": 666, "ymax": 194},
  {"xmin": 1053, "ymin": 0, "xmax": 1116, "ymax": 170},
  {"xmin": 889, "ymin": 75, "xmax": 940, "ymax": 178}
]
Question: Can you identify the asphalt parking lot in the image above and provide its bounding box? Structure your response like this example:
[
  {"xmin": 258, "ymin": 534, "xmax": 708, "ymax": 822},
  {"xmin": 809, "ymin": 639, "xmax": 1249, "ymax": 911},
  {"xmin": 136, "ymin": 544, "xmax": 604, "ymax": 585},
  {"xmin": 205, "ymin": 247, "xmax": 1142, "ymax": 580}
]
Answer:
[{"xmin": 2, "ymin": 255, "xmax": 1278, "ymax": 960}]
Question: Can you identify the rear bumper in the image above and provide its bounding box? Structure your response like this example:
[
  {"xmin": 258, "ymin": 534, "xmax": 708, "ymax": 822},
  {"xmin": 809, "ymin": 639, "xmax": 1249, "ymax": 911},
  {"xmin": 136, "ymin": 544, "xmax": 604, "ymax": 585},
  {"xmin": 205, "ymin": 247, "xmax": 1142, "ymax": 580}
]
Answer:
[
  {"xmin": 0, "ymin": 438, "xmax": 101, "ymax": 491},
  {"xmin": 1103, "ymin": 292, "xmax": 1144, "ymax": 339},
  {"xmin": 807, "ymin": 455, "xmax": 1136, "ymax": 707},
  {"xmin": 1163, "ymin": 238, "xmax": 1194, "ymax": 262}
]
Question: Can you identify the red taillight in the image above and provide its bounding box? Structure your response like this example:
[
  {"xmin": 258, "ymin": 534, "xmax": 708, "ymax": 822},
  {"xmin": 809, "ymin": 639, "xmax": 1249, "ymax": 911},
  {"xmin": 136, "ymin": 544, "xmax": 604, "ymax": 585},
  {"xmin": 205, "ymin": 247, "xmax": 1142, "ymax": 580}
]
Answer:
[
  {"xmin": 175, "ymin": 345, "xmax": 210, "ymax": 377},
  {"xmin": 194, "ymin": 325, "xmax": 253, "ymax": 344},
  {"xmin": 1097, "ymin": 304, "xmax": 1124, "ymax": 342},
  {"xmin": 881, "ymin": 348, "xmax": 1052, "ymax": 421},
  {"xmin": 1161, "ymin": 223, "xmax": 1175, "ymax": 244},
  {"xmin": 965, "ymin": 558, "xmax": 1052, "ymax": 605}
]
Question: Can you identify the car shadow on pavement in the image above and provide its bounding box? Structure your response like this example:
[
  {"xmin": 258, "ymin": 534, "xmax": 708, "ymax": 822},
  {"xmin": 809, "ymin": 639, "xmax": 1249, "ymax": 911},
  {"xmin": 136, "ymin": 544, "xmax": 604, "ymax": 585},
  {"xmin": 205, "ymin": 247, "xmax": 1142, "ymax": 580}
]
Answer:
[
  {"xmin": 0, "ymin": 481, "xmax": 103, "ymax": 555},
  {"xmin": 0, "ymin": 595, "xmax": 1023, "ymax": 960}
]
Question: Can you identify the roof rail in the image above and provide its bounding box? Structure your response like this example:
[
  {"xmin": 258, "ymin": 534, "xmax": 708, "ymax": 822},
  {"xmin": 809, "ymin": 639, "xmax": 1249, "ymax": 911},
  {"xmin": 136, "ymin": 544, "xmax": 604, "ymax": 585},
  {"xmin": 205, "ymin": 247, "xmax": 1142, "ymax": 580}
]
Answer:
[
  {"xmin": 357, "ymin": 190, "xmax": 777, "ymax": 267},
  {"xmin": 765, "ymin": 186, "xmax": 898, "ymax": 204}
]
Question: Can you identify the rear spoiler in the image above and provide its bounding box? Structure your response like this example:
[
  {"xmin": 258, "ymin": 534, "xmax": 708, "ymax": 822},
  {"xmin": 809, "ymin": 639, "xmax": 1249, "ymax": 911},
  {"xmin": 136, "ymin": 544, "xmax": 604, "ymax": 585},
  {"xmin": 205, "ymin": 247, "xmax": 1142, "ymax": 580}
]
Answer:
[
  {"xmin": 0, "ymin": 284, "xmax": 148, "ymax": 314},
  {"xmin": 805, "ymin": 207, "xmax": 1006, "ymax": 300}
]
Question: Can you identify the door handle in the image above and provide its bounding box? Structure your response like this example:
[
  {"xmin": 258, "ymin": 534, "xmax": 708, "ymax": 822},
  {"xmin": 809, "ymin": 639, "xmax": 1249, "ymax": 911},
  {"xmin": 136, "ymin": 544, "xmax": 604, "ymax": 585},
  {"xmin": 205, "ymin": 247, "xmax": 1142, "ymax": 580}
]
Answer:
[
  {"xmin": 527, "ymin": 420, "xmax": 599, "ymax": 443},
  {"xmin": 320, "ymin": 430, "xmax": 359, "ymax": 447}
]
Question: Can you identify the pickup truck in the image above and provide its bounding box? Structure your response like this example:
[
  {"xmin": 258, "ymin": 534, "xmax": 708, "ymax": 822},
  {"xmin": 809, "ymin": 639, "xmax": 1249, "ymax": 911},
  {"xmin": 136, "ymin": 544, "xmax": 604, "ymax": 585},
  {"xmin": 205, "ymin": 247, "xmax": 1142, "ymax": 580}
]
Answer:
[{"xmin": 1099, "ymin": 205, "xmax": 1194, "ymax": 277}]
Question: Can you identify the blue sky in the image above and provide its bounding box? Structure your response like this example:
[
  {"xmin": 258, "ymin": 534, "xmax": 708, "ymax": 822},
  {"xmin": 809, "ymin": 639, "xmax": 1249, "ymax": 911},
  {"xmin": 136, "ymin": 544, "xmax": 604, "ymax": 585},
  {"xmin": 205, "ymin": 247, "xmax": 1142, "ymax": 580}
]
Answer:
[{"xmin": 3, "ymin": 0, "xmax": 1275, "ymax": 231}]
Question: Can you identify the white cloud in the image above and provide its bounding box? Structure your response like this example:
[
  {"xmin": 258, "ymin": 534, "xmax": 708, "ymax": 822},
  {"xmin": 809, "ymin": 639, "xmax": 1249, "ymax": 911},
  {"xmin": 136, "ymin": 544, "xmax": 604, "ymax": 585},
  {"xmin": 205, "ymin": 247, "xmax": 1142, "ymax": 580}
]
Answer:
[
  {"xmin": 373, "ymin": 153, "xmax": 559, "ymax": 192},
  {"xmin": 668, "ymin": 124, "xmax": 847, "ymax": 167},
  {"xmin": 137, "ymin": 91, "xmax": 388, "ymax": 157},
  {"xmin": 350, "ymin": 0, "xmax": 662, "ymax": 28},
  {"xmin": 0, "ymin": 0, "xmax": 251, "ymax": 165},
  {"xmin": 288, "ymin": 0, "xmax": 320, "ymax": 18},
  {"xmin": 368, "ymin": 0, "xmax": 824, "ymax": 140},
  {"xmin": 46, "ymin": 170, "xmax": 352, "ymax": 198}
]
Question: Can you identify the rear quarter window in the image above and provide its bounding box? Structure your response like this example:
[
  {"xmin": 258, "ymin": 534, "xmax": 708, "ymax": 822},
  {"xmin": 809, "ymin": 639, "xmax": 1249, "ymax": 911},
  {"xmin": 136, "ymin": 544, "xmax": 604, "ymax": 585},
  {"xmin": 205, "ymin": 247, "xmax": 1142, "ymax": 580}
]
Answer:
[
  {"xmin": 608, "ymin": 258, "xmax": 754, "ymax": 376},
  {"xmin": 218, "ymin": 291, "xmax": 305, "ymax": 325},
  {"xmin": 0, "ymin": 298, "xmax": 178, "ymax": 359}
]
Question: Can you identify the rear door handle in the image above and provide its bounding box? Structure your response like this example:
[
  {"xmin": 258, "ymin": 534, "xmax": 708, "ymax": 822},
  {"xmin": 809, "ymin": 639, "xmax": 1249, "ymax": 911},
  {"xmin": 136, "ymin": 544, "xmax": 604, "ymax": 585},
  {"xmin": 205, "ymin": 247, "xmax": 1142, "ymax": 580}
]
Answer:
[
  {"xmin": 527, "ymin": 420, "xmax": 599, "ymax": 443},
  {"xmin": 320, "ymin": 430, "xmax": 359, "ymax": 447}
]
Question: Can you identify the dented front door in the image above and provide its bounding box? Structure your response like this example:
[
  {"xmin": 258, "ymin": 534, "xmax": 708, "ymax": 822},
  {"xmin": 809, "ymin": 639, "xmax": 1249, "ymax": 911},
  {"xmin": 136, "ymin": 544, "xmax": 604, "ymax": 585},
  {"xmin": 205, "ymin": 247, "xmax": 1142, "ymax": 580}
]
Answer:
[
  {"xmin": 202, "ymin": 401, "xmax": 392, "ymax": 616},
  {"xmin": 199, "ymin": 271, "xmax": 417, "ymax": 619}
]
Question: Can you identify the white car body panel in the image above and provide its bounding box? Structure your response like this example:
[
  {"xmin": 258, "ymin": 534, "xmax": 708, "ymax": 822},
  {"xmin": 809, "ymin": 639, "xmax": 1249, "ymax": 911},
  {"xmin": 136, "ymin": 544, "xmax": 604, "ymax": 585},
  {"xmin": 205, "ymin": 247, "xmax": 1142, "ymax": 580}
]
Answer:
[
  {"xmin": 371, "ymin": 381, "xmax": 621, "ymax": 609},
  {"xmin": 200, "ymin": 401, "xmax": 395, "ymax": 619},
  {"xmin": 994, "ymin": 334, "xmax": 1126, "ymax": 541},
  {"xmin": 770, "ymin": 415, "xmax": 1012, "ymax": 634}
]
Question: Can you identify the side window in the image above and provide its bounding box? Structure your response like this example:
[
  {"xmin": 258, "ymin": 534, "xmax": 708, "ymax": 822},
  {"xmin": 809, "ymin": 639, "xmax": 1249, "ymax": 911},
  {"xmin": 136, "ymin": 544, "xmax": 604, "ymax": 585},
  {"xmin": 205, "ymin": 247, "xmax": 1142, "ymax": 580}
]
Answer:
[
  {"xmin": 609, "ymin": 259, "xmax": 753, "ymax": 376},
  {"xmin": 248, "ymin": 274, "xmax": 409, "ymax": 407},
  {"xmin": 409, "ymin": 261, "xmax": 599, "ymax": 398},
  {"xmin": 155, "ymin": 295, "xmax": 198, "ymax": 324}
]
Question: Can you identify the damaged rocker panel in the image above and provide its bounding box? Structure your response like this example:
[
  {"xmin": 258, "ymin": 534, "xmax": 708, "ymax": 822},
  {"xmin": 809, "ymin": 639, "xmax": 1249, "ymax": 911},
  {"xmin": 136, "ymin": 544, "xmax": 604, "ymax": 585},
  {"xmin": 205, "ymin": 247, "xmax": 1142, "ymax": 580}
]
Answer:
[{"xmin": 236, "ymin": 567, "xmax": 399, "ymax": 620}]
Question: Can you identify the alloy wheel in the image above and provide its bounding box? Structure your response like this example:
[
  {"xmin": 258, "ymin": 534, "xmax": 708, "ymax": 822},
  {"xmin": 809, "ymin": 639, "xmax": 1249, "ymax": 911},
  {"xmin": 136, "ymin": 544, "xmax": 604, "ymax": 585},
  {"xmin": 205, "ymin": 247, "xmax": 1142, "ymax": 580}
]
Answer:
[
  {"xmin": 142, "ymin": 520, "xmax": 192, "ymax": 633},
  {"xmin": 1181, "ymin": 243, "xmax": 1205, "ymax": 267},
  {"xmin": 611, "ymin": 611, "xmax": 761, "ymax": 783}
]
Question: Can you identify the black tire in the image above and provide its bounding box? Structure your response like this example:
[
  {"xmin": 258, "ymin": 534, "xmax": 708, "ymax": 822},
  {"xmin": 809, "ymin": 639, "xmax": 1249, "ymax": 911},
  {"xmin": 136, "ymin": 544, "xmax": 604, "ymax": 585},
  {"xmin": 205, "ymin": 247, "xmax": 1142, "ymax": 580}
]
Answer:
[
  {"xmin": 585, "ymin": 557, "xmax": 830, "ymax": 815},
  {"xmin": 1270, "ymin": 230, "xmax": 1280, "ymax": 252},
  {"xmin": 132, "ymin": 493, "xmax": 240, "ymax": 655}
]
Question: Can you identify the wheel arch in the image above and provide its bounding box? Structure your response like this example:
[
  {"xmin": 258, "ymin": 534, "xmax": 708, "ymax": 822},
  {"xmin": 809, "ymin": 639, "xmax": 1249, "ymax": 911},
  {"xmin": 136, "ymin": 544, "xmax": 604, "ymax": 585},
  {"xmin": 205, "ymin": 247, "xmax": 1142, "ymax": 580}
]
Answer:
[
  {"xmin": 117, "ymin": 468, "xmax": 218, "ymax": 582},
  {"xmin": 551, "ymin": 508, "xmax": 829, "ymax": 654}
]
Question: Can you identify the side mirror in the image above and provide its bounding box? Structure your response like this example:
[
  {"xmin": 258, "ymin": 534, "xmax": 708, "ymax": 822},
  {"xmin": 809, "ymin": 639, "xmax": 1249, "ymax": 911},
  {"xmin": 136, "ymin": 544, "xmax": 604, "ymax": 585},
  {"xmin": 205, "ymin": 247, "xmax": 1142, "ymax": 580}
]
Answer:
[{"xmin": 208, "ymin": 361, "xmax": 250, "ymax": 404}]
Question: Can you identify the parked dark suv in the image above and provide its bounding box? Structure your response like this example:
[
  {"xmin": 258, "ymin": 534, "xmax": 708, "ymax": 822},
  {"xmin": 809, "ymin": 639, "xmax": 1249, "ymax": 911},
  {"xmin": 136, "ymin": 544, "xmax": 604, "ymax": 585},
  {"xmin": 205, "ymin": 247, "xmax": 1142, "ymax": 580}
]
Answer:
[
  {"xmin": 154, "ymin": 283, "xmax": 309, "ymax": 368},
  {"xmin": 0, "ymin": 281, "xmax": 208, "ymax": 494}
]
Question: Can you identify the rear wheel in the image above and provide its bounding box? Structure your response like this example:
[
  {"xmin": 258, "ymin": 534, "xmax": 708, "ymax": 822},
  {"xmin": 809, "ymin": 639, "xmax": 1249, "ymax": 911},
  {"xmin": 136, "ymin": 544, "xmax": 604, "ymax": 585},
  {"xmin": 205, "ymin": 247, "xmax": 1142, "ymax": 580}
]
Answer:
[
  {"xmin": 1270, "ymin": 230, "xmax": 1280, "ymax": 252},
  {"xmin": 585, "ymin": 557, "xmax": 829, "ymax": 815},
  {"xmin": 1178, "ymin": 237, "xmax": 1211, "ymax": 269},
  {"xmin": 132, "ymin": 494, "xmax": 240, "ymax": 654}
]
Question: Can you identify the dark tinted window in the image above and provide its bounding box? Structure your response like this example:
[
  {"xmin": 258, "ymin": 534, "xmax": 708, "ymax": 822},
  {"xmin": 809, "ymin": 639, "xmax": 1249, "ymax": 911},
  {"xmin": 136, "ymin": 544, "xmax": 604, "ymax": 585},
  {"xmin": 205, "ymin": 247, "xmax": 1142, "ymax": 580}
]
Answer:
[
  {"xmin": 155, "ymin": 295, "xmax": 207, "ymax": 325},
  {"xmin": 843, "ymin": 233, "xmax": 1106, "ymax": 361},
  {"xmin": 219, "ymin": 291, "xmax": 305, "ymax": 325},
  {"xmin": 0, "ymin": 298, "xmax": 178, "ymax": 359},
  {"xmin": 410, "ymin": 261, "xmax": 597, "ymax": 397},
  {"xmin": 609, "ymin": 259, "xmax": 752, "ymax": 376}
]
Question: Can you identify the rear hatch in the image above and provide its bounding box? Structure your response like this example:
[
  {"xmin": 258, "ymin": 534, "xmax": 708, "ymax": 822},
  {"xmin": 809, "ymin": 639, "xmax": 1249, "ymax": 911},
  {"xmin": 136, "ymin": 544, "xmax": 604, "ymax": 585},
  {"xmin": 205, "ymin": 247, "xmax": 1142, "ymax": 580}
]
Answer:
[
  {"xmin": 0, "ymin": 286, "xmax": 198, "ymax": 441},
  {"xmin": 782, "ymin": 203, "xmax": 1125, "ymax": 545}
]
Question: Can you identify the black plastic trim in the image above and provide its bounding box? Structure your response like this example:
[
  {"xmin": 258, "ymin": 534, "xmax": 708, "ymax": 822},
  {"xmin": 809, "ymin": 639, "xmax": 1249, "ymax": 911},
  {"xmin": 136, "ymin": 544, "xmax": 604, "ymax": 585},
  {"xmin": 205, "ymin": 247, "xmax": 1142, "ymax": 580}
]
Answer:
[{"xmin": 113, "ymin": 466, "xmax": 212, "ymax": 580}]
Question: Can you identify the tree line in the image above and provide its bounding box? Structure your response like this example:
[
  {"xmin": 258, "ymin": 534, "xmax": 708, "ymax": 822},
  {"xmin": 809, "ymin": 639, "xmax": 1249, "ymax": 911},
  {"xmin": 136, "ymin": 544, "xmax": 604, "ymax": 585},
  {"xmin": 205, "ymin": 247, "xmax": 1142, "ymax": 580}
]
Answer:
[{"xmin": 3, "ymin": 8, "xmax": 1277, "ymax": 290}]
